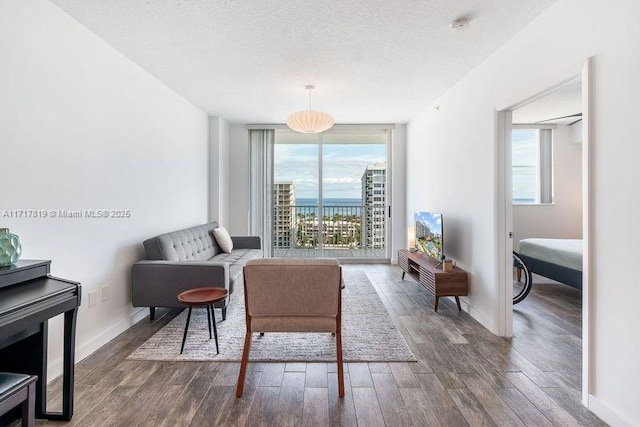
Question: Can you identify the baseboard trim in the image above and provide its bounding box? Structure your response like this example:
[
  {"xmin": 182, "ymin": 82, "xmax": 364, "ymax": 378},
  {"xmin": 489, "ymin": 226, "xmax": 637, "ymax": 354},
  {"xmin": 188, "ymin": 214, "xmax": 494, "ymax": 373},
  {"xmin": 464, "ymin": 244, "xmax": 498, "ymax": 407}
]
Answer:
[
  {"xmin": 460, "ymin": 298, "xmax": 496, "ymax": 334},
  {"xmin": 588, "ymin": 394, "xmax": 633, "ymax": 426},
  {"xmin": 47, "ymin": 307, "xmax": 149, "ymax": 382}
]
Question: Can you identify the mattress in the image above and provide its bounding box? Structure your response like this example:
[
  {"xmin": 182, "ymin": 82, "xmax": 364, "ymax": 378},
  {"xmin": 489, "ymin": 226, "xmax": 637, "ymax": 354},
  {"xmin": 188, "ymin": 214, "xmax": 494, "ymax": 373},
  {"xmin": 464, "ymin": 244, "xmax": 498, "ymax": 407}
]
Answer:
[{"xmin": 518, "ymin": 238, "xmax": 583, "ymax": 272}]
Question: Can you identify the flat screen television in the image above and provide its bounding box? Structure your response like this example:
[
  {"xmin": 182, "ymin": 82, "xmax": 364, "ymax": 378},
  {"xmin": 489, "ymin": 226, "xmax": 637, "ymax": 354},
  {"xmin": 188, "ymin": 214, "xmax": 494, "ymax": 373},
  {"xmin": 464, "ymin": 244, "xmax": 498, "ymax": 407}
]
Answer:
[{"xmin": 414, "ymin": 211, "xmax": 444, "ymax": 262}]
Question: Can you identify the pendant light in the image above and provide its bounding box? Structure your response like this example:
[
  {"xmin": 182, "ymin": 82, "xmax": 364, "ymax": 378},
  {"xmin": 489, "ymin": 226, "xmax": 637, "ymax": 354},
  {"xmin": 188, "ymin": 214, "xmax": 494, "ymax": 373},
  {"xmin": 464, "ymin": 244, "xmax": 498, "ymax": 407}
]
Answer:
[{"xmin": 285, "ymin": 85, "xmax": 335, "ymax": 133}]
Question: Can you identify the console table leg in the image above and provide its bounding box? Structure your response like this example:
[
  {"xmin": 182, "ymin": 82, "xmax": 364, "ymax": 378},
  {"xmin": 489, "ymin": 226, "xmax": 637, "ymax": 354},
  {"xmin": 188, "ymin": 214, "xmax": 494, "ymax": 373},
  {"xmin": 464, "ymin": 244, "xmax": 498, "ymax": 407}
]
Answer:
[
  {"xmin": 401, "ymin": 271, "xmax": 405, "ymax": 280},
  {"xmin": 61, "ymin": 307, "xmax": 78, "ymax": 420},
  {"xmin": 434, "ymin": 297, "xmax": 439, "ymax": 312},
  {"xmin": 455, "ymin": 296, "xmax": 462, "ymax": 311}
]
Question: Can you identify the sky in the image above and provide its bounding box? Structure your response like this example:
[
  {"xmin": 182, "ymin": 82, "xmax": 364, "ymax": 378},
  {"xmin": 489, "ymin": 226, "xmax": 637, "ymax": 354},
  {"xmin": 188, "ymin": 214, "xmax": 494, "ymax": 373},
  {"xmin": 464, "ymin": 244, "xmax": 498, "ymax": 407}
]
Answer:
[{"xmin": 274, "ymin": 143, "xmax": 386, "ymax": 199}]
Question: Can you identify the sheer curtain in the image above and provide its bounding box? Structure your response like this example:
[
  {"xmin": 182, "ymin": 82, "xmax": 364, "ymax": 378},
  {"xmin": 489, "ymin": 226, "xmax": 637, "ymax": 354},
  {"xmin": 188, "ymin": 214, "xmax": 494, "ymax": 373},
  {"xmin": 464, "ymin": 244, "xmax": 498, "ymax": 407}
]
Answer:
[{"xmin": 249, "ymin": 129, "xmax": 274, "ymax": 257}]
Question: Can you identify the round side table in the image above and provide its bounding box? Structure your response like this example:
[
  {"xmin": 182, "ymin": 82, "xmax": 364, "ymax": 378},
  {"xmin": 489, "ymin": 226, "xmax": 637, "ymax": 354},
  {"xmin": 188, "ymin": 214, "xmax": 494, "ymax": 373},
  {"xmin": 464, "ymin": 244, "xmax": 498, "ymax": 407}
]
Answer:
[{"xmin": 177, "ymin": 287, "xmax": 228, "ymax": 354}]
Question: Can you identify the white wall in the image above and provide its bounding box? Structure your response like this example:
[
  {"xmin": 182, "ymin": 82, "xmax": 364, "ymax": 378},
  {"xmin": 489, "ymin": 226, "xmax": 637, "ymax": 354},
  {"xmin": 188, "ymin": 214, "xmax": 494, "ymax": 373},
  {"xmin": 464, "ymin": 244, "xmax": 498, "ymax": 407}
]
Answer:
[
  {"xmin": 209, "ymin": 116, "xmax": 230, "ymax": 226},
  {"xmin": 408, "ymin": 100, "xmax": 497, "ymax": 329},
  {"xmin": 406, "ymin": 0, "xmax": 640, "ymax": 424},
  {"xmin": 227, "ymin": 123, "xmax": 250, "ymax": 235},
  {"xmin": 391, "ymin": 124, "xmax": 407, "ymax": 263},
  {"xmin": 0, "ymin": 0, "xmax": 208, "ymax": 378},
  {"xmin": 513, "ymin": 124, "xmax": 583, "ymax": 248}
]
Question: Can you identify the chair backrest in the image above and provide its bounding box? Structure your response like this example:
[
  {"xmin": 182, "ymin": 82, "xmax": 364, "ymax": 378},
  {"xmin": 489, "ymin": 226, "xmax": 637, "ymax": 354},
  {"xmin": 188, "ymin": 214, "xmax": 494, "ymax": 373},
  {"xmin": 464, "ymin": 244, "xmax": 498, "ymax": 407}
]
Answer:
[{"xmin": 243, "ymin": 258, "xmax": 341, "ymax": 318}]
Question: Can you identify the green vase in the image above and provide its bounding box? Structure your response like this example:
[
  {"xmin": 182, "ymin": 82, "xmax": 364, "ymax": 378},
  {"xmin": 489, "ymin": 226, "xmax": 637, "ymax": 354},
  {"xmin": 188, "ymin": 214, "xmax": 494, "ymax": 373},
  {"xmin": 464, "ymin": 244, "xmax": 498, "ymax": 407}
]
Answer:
[{"xmin": 0, "ymin": 228, "xmax": 22, "ymax": 267}]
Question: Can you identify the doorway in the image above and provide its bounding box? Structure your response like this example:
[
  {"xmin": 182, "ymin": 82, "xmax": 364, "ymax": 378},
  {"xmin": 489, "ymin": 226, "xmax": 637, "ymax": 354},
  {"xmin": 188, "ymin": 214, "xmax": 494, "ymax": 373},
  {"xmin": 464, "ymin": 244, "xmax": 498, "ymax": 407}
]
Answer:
[{"xmin": 498, "ymin": 61, "xmax": 591, "ymax": 404}]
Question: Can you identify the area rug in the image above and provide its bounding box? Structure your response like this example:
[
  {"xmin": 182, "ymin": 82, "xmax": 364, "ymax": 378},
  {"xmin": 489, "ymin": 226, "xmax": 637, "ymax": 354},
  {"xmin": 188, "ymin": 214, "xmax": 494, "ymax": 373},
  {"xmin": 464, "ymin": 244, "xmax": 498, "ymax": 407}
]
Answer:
[{"xmin": 127, "ymin": 270, "xmax": 416, "ymax": 362}]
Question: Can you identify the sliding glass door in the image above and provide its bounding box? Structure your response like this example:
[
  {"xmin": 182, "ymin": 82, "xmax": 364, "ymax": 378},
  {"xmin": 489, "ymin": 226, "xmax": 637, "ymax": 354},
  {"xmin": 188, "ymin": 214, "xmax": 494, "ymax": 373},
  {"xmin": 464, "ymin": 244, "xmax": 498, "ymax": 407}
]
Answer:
[
  {"xmin": 273, "ymin": 132, "xmax": 320, "ymax": 258},
  {"xmin": 272, "ymin": 127, "xmax": 389, "ymax": 260}
]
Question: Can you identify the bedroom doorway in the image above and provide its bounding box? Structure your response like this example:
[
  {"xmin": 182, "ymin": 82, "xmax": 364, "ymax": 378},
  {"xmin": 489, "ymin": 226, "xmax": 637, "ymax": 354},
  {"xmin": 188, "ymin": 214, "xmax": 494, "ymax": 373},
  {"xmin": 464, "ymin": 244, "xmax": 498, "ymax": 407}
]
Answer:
[{"xmin": 497, "ymin": 60, "xmax": 592, "ymax": 404}]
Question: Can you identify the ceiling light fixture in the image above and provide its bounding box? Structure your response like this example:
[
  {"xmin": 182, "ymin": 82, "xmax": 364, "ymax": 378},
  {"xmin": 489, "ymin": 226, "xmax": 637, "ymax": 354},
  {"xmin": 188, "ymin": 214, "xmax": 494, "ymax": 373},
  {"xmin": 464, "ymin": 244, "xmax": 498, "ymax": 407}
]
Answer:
[
  {"xmin": 285, "ymin": 85, "xmax": 335, "ymax": 133},
  {"xmin": 450, "ymin": 17, "xmax": 470, "ymax": 31}
]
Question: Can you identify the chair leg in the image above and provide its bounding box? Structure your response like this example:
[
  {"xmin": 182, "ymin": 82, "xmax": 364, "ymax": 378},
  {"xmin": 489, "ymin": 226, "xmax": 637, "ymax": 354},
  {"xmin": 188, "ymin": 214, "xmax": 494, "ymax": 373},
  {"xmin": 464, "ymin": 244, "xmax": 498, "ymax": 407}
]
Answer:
[
  {"xmin": 222, "ymin": 307, "xmax": 227, "ymax": 321},
  {"xmin": 211, "ymin": 305, "xmax": 219, "ymax": 354},
  {"xmin": 22, "ymin": 380, "xmax": 35, "ymax": 427},
  {"xmin": 149, "ymin": 307, "xmax": 156, "ymax": 321},
  {"xmin": 336, "ymin": 328, "xmax": 345, "ymax": 398},
  {"xmin": 180, "ymin": 307, "xmax": 192, "ymax": 354},
  {"xmin": 236, "ymin": 331, "xmax": 252, "ymax": 397},
  {"xmin": 206, "ymin": 305, "xmax": 213, "ymax": 339}
]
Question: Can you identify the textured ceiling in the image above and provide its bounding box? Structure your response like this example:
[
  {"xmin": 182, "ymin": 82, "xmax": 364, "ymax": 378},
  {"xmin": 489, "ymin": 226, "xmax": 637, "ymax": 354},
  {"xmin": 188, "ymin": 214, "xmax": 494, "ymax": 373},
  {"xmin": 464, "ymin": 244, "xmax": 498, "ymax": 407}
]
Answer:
[{"xmin": 51, "ymin": 0, "xmax": 556, "ymax": 124}]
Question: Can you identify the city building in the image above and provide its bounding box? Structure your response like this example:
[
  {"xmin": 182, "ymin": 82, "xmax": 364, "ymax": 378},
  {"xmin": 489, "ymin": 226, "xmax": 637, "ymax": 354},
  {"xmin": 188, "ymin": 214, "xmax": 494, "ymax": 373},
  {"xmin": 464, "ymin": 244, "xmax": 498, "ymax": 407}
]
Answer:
[
  {"xmin": 361, "ymin": 163, "xmax": 386, "ymax": 249},
  {"xmin": 298, "ymin": 218, "xmax": 359, "ymax": 249},
  {"xmin": 415, "ymin": 220, "xmax": 430, "ymax": 239},
  {"xmin": 273, "ymin": 182, "xmax": 296, "ymax": 249}
]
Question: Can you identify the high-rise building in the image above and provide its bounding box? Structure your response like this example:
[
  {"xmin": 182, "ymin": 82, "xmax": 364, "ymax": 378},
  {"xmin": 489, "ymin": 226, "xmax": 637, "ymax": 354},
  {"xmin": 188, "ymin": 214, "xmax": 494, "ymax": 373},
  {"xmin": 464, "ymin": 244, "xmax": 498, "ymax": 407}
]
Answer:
[
  {"xmin": 361, "ymin": 163, "xmax": 386, "ymax": 249},
  {"xmin": 415, "ymin": 221, "xmax": 430, "ymax": 239},
  {"xmin": 273, "ymin": 182, "xmax": 296, "ymax": 249}
]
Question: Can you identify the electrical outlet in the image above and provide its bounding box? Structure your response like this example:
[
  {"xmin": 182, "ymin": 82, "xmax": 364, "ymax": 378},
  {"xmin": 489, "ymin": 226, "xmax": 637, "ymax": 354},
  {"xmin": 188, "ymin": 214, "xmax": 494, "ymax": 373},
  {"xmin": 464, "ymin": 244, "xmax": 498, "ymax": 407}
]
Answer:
[
  {"xmin": 101, "ymin": 284, "xmax": 109, "ymax": 302},
  {"xmin": 88, "ymin": 290, "xmax": 97, "ymax": 308}
]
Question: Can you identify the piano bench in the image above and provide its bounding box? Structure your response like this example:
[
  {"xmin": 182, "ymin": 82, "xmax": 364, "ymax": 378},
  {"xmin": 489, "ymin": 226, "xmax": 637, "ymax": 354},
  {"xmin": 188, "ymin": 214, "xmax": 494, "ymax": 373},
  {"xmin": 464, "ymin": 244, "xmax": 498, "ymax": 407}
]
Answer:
[{"xmin": 0, "ymin": 373, "xmax": 37, "ymax": 427}]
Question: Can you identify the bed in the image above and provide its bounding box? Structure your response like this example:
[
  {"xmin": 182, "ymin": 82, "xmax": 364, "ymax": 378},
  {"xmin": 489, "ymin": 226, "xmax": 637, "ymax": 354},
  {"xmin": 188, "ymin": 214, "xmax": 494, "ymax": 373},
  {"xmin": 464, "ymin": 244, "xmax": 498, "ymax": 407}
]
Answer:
[{"xmin": 517, "ymin": 238, "xmax": 583, "ymax": 290}]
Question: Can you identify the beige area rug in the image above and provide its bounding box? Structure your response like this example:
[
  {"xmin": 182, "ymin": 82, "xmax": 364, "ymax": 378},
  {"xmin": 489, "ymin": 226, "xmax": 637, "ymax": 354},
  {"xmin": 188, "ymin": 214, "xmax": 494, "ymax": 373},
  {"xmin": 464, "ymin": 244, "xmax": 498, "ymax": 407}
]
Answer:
[{"xmin": 127, "ymin": 270, "xmax": 416, "ymax": 362}]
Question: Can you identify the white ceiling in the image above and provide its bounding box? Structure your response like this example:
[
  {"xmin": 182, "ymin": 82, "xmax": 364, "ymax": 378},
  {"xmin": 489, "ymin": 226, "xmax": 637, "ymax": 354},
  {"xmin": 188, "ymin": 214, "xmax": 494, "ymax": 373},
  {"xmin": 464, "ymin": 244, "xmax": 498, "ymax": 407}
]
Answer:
[
  {"xmin": 513, "ymin": 79, "xmax": 582, "ymax": 125},
  {"xmin": 51, "ymin": 0, "xmax": 557, "ymax": 124}
]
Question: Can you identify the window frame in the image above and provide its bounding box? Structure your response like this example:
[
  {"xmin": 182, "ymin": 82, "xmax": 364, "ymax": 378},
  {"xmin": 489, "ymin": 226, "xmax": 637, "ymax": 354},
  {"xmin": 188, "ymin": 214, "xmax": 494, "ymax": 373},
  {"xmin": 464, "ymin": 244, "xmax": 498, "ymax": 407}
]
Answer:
[{"xmin": 511, "ymin": 126, "xmax": 554, "ymax": 206}]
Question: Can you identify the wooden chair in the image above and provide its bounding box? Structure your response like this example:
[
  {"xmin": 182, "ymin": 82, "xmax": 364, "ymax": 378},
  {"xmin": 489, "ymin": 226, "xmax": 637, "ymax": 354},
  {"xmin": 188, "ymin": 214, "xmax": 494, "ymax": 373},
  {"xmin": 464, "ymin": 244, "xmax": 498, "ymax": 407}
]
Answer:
[{"xmin": 236, "ymin": 258, "xmax": 344, "ymax": 398}]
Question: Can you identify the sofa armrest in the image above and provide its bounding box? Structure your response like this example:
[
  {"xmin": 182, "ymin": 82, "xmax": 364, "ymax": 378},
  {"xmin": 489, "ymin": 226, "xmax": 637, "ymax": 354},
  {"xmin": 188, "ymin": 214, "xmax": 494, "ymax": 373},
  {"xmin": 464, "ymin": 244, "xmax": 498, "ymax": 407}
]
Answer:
[
  {"xmin": 131, "ymin": 261, "xmax": 230, "ymax": 307},
  {"xmin": 231, "ymin": 236, "xmax": 262, "ymax": 249}
]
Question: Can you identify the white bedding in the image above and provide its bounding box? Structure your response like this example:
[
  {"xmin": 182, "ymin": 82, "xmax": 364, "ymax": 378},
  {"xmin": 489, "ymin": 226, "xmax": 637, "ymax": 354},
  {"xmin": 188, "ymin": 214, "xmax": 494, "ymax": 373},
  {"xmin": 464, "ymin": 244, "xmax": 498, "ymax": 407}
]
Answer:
[{"xmin": 518, "ymin": 238, "xmax": 583, "ymax": 272}]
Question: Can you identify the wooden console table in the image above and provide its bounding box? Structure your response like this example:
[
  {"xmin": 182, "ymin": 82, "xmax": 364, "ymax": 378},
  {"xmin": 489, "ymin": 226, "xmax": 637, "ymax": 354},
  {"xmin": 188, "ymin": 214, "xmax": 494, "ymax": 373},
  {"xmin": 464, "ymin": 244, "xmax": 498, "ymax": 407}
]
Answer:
[{"xmin": 398, "ymin": 249, "xmax": 468, "ymax": 312}]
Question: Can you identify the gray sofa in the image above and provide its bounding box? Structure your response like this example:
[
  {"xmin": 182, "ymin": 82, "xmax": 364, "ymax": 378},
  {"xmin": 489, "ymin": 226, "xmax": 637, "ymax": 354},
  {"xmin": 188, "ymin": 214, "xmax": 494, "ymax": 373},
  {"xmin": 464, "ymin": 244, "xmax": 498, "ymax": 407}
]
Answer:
[{"xmin": 132, "ymin": 222, "xmax": 261, "ymax": 321}]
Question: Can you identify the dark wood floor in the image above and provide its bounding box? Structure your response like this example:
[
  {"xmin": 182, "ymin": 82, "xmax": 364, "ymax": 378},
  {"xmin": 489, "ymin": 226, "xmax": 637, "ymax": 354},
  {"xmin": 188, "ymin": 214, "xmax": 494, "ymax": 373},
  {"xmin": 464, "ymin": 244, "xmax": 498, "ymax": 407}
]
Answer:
[{"xmin": 37, "ymin": 265, "xmax": 605, "ymax": 426}]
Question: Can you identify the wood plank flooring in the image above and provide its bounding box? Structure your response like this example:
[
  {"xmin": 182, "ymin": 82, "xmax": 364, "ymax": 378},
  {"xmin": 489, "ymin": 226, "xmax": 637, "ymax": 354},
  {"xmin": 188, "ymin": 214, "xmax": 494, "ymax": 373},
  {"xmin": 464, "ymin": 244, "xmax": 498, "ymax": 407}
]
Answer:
[{"xmin": 37, "ymin": 265, "xmax": 605, "ymax": 426}]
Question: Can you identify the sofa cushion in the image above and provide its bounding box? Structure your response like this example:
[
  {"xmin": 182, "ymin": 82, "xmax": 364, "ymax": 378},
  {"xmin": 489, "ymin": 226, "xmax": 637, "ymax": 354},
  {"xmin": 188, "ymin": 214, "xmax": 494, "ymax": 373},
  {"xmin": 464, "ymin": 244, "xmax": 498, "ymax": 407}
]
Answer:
[
  {"xmin": 214, "ymin": 248, "xmax": 261, "ymax": 294},
  {"xmin": 211, "ymin": 249, "xmax": 262, "ymax": 266},
  {"xmin": 144, "ymin": 222, "xmax": 221, "ymax": 261},
  {"xmin": 228, "ymin": 264, "xmax": 243, "ymax": 294},
  {"xmin": 213, "ymin": 227, "xmax": 233, "ymax": 253}
]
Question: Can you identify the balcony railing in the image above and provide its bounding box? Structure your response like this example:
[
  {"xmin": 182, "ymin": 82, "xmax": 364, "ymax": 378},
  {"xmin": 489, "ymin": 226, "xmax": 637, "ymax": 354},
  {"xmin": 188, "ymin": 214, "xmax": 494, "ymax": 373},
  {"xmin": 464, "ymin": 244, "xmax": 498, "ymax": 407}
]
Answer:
[{"xmin": 272, "ymin": 205, "xmax": 386, "ymax": 257}]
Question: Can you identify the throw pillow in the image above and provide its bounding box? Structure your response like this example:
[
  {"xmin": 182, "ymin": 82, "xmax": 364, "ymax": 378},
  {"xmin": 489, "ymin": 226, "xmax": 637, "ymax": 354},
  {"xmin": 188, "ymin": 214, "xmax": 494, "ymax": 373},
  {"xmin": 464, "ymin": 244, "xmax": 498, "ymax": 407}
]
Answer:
[{"xmin": 213, "ymin": 227, "xmax": 233, "ymax": 253}]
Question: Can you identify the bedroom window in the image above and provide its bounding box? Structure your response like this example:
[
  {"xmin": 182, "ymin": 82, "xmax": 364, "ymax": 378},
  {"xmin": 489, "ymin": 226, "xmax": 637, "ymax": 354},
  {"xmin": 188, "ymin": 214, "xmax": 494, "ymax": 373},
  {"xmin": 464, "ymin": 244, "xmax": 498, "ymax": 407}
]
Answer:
[{"xmin": 512, "ymin": 128, "xmax": 553, "ymax": 204}]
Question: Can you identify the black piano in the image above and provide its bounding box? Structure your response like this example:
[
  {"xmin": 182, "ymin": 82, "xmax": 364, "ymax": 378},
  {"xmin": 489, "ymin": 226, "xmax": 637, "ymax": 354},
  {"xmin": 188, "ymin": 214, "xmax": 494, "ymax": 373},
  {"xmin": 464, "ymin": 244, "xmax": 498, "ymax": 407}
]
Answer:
[{"xmin": 0, "ymin": 260, "xmax": 81, "ymax": 422}]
